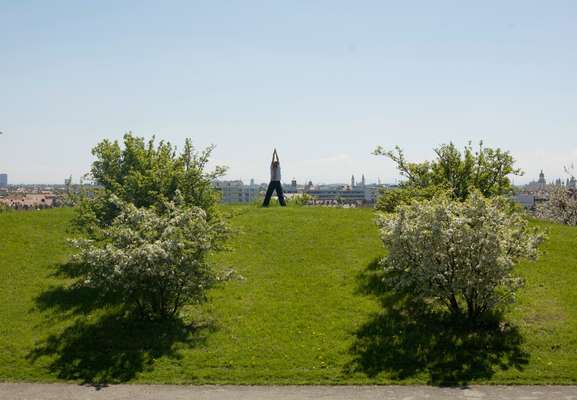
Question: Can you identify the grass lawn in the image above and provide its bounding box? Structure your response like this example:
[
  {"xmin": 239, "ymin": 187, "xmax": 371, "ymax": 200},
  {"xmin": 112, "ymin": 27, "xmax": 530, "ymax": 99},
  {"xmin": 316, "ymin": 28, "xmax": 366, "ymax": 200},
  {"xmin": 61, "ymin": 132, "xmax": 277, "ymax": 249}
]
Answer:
[{"xmin": 0, "ymin": 206, "xmax": 576, "ymax": 385}]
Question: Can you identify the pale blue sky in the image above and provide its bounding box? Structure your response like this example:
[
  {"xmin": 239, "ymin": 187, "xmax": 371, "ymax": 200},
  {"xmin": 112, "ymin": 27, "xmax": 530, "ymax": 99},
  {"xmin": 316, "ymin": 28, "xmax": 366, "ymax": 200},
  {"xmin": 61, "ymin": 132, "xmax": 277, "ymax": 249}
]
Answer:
[{"xmin": 1, "ymin": 1, "xmax": 576, "ymax": 184}]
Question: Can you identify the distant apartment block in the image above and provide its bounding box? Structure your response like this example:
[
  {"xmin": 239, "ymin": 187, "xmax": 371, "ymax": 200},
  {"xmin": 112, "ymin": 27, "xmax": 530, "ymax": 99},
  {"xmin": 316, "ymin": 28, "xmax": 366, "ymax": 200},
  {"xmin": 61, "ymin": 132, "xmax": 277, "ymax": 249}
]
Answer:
[
  {"xmin": 306, "ymin": 185, "xmax": 382, "ymax": 204},
  {"xmin": 0, "ymin": 174, "xmax": 7, "ymax": 188},
  {"xmin": 304, "ymin": 175, "xmax": 386, "ymax": 205},
  {"xmin": 214, "ymin": 180, "xmax": 260, "ymax": 203},
  {"xmin": 213, "ymin": 176, "xmax": 387, "ymax": 205}
]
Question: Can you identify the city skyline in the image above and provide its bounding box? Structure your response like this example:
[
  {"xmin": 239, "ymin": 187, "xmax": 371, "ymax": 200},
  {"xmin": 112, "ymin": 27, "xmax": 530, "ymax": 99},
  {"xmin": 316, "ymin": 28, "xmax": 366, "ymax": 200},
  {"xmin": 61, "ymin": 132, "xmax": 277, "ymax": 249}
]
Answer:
[
  {"xmin": 2, "ymin": 1, "xmax": 577, "ymax": 184},
  {"xmin": 1, "ymin": 131, "xmax": 576, "ymax": 185},
  {"xmin": 0, "ymin": 163, "xmax": 572, "ymax": 187}
]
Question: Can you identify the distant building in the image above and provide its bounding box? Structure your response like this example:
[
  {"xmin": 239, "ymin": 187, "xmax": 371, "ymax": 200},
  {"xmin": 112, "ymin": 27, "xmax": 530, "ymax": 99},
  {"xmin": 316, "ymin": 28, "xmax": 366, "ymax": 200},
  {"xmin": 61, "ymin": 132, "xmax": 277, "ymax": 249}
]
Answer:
[
  {"xmin": 521, "ymin": 169, "xmax": 577, "ymax": 193},
  {"xmin": 0, "ymin": 193, "xmax": 58, "ymax": 210},
  {"xmin": 513, "ymin": 194, "xmax": 536, "ymax": 209},
  {"xmin": 537, "ymin": 170, "xmax": 546, "ymax": 190},
  {"xmin": 513, "ymin": 169, "xmax": 571, "ymax": 209},
  {"xmin": 305, "ymin": 186, "xmax": 382, "ymax": 205},
  {"xmin": 304, "ymin": 175, "xmax": 384, "ymax": 205},
  {"xmin": 0, "ymin": 174, "xmax": 7, "ymax": 188},
  {"xmin": 214, "ymin": 180, "xmax": 260, "ymax": 203},
  {"xmin": 523, "ymin": 169, "xmax": 553, "ymax": 193},
  {"xmin": 350, "ymin": 174, "xmax": 366, "ymax": 189}
]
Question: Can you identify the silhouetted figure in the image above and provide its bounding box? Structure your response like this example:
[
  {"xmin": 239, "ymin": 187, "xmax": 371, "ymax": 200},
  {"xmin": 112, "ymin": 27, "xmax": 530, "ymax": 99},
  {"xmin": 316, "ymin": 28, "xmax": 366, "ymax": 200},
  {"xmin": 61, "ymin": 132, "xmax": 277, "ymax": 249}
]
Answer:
[{"xmin": 262, "ymin": 149, "xmax": 286, "ymax": 207}]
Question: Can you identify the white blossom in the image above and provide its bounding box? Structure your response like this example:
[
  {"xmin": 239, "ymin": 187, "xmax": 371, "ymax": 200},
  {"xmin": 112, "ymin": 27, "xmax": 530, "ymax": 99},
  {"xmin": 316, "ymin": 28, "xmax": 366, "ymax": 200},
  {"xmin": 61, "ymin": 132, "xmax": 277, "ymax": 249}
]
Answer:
[
  {"xmin": 71, "ymin": 199, "xmax": 228, "ymax": 319},
  {"xmin": 535, "ymin": 187, "xmax": 577, "ymax": 226},
  {"xmin": 378, "ymin": 192, "xmax": 543, "ymax": 320}
]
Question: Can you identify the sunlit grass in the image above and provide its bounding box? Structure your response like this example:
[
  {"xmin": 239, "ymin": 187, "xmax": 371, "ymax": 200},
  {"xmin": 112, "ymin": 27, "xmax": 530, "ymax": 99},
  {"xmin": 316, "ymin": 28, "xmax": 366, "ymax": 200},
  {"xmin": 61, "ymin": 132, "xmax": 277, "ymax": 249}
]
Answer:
[{"xmin": 0, "ymin": 206, "xmax": 575, "ymax": 384}]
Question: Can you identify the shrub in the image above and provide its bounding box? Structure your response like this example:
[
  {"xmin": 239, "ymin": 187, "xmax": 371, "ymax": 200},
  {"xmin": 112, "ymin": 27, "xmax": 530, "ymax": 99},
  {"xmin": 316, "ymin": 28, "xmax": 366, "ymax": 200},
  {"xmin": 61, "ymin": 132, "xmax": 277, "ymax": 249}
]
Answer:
[
  {"xmin": 378, "ymin": 192, "xmax": 543, "ymax": 321},
  {"xmin": 71, "ymin": 196, "xmax": 228, "ymax": 320},
  {"xmin": 292, "ymin": 193, "xmax": 316, "ymax": 206},
  {"xmin": 535, "ymin": 187, "xmax": 577, "ymax": 226},
  {"xmin": 374, "ymin": 142, "xmax": 522, "ymax": 202},
  {"xmin": 376, "ymin": 186, "xmax": 441, "ymax": 213},
  {"xmin": 76, "ymin": 133, "xmax": 226, "ymax": 231}
]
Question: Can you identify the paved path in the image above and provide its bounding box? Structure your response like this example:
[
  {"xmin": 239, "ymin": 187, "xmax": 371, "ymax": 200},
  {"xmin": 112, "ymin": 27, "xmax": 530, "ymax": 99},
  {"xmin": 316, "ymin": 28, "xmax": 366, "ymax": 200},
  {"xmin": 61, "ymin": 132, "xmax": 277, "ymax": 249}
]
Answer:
[{"xmin": 0, "ymin": 384, "xmax": 576, "ymax": 400}]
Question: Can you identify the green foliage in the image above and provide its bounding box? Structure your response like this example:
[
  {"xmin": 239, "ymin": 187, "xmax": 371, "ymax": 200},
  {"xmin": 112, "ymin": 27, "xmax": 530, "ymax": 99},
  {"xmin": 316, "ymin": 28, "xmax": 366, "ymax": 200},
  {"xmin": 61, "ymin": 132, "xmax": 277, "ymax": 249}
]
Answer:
[
  {"xmin": 378, "ymin": 193, "xmax": 543, "ymax": 321},
  {"xmin": 374, "ymin": 142, "xmax": 522, "ymax": 205},
  {"xmin": 376, "ymin": 185, "xmax": 442, "ymax": 213},
  {"xmin": 71, "ymin": 197, "xmax": 228, "ymax": 320},
  {"xmin": 77, "ymin": 133, "xmax": 226, "ymax": 230}
]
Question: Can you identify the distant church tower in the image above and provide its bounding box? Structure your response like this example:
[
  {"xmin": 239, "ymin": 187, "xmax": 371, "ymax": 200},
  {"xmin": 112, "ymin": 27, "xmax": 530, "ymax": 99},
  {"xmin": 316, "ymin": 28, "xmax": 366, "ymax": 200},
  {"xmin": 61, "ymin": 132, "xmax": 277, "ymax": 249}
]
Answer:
[
  {"xmin": 538, "ymin": 170, "xmax": 546, "ymax": 190},
  {"xmin": 361, "ymin": 174, "xmax": 366, "ymax": 187},
  {"xmin": 351, "ymin": 175, "xmax": 355, "ymax": 188}
]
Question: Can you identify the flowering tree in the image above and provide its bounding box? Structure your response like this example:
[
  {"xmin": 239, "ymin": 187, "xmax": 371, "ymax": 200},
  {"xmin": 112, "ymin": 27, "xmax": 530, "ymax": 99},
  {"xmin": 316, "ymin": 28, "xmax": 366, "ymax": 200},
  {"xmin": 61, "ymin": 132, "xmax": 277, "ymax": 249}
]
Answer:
[
  {"xmin": 378, "ymin": 193, "xmax": 543, "ymax": 321},
  {"xmin": 71, "ymin": 196, "xmax": 228, "ymax": 319},
  {"xmin": 536, "ymin": 187, "xmax": 577, "ymax": 226}
]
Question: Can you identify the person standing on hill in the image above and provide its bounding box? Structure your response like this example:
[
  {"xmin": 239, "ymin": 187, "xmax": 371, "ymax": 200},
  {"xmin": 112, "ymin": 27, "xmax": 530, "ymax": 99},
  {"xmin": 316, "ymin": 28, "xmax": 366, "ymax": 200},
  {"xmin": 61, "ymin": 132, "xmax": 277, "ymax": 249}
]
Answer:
[{"xmin": 262, "ymin": 149, "xmax": 287, "ymax": 207}]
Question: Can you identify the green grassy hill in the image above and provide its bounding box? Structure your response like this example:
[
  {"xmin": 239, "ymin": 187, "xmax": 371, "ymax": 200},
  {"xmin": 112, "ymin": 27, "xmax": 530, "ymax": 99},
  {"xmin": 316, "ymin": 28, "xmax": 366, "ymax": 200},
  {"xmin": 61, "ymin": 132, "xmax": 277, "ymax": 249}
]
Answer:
[{"xmin": 0, "ymin": 206, "xmax": 576, "ymax": 384}]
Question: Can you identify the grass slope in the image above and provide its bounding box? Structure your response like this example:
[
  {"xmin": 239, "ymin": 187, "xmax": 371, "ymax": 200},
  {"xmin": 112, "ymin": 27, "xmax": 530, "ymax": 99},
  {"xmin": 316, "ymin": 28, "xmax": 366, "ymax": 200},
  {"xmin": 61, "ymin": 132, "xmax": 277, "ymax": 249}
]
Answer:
[{"xmin": 0, "ymin": 207, "xmax": 575, "ymax": 384}]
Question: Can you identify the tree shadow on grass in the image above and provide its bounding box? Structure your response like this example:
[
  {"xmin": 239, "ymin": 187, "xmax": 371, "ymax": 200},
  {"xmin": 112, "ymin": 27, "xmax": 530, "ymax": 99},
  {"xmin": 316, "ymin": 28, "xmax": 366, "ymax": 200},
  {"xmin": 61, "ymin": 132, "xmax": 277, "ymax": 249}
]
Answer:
[
  {"xmin": 34, "ymin": 285, "xmax": 114, "ymax": 320},
  {"xmin": 33, "ymin": 261, "xmax": 123, "ymax": 320},
  {"xmin": 28, "ymin": 312, "xmax": 212, "ymax": 384},
  {"xmin": 346, "ymin": 258, "xmax": 529, "ymax": 387},
  {"xmin": 29, "ymin": 261, "xmax": 214, "ymax": 384}
]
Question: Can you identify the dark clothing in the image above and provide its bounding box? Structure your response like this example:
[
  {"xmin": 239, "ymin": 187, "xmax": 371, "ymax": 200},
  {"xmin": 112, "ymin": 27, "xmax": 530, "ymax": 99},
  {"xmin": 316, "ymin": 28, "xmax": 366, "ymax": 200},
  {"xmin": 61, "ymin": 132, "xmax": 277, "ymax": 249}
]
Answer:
[{"xmin": 262, "ymin": 180, "xmax": 286, "ymax": 207}]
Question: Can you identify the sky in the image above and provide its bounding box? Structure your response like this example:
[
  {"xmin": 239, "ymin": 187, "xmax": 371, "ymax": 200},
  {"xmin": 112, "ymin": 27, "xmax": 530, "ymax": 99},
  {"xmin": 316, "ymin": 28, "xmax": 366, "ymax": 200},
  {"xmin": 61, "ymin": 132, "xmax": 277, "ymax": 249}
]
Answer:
[{"xmin": 1, "ymin": 0, "xmax": 576, "ymax": 184}]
